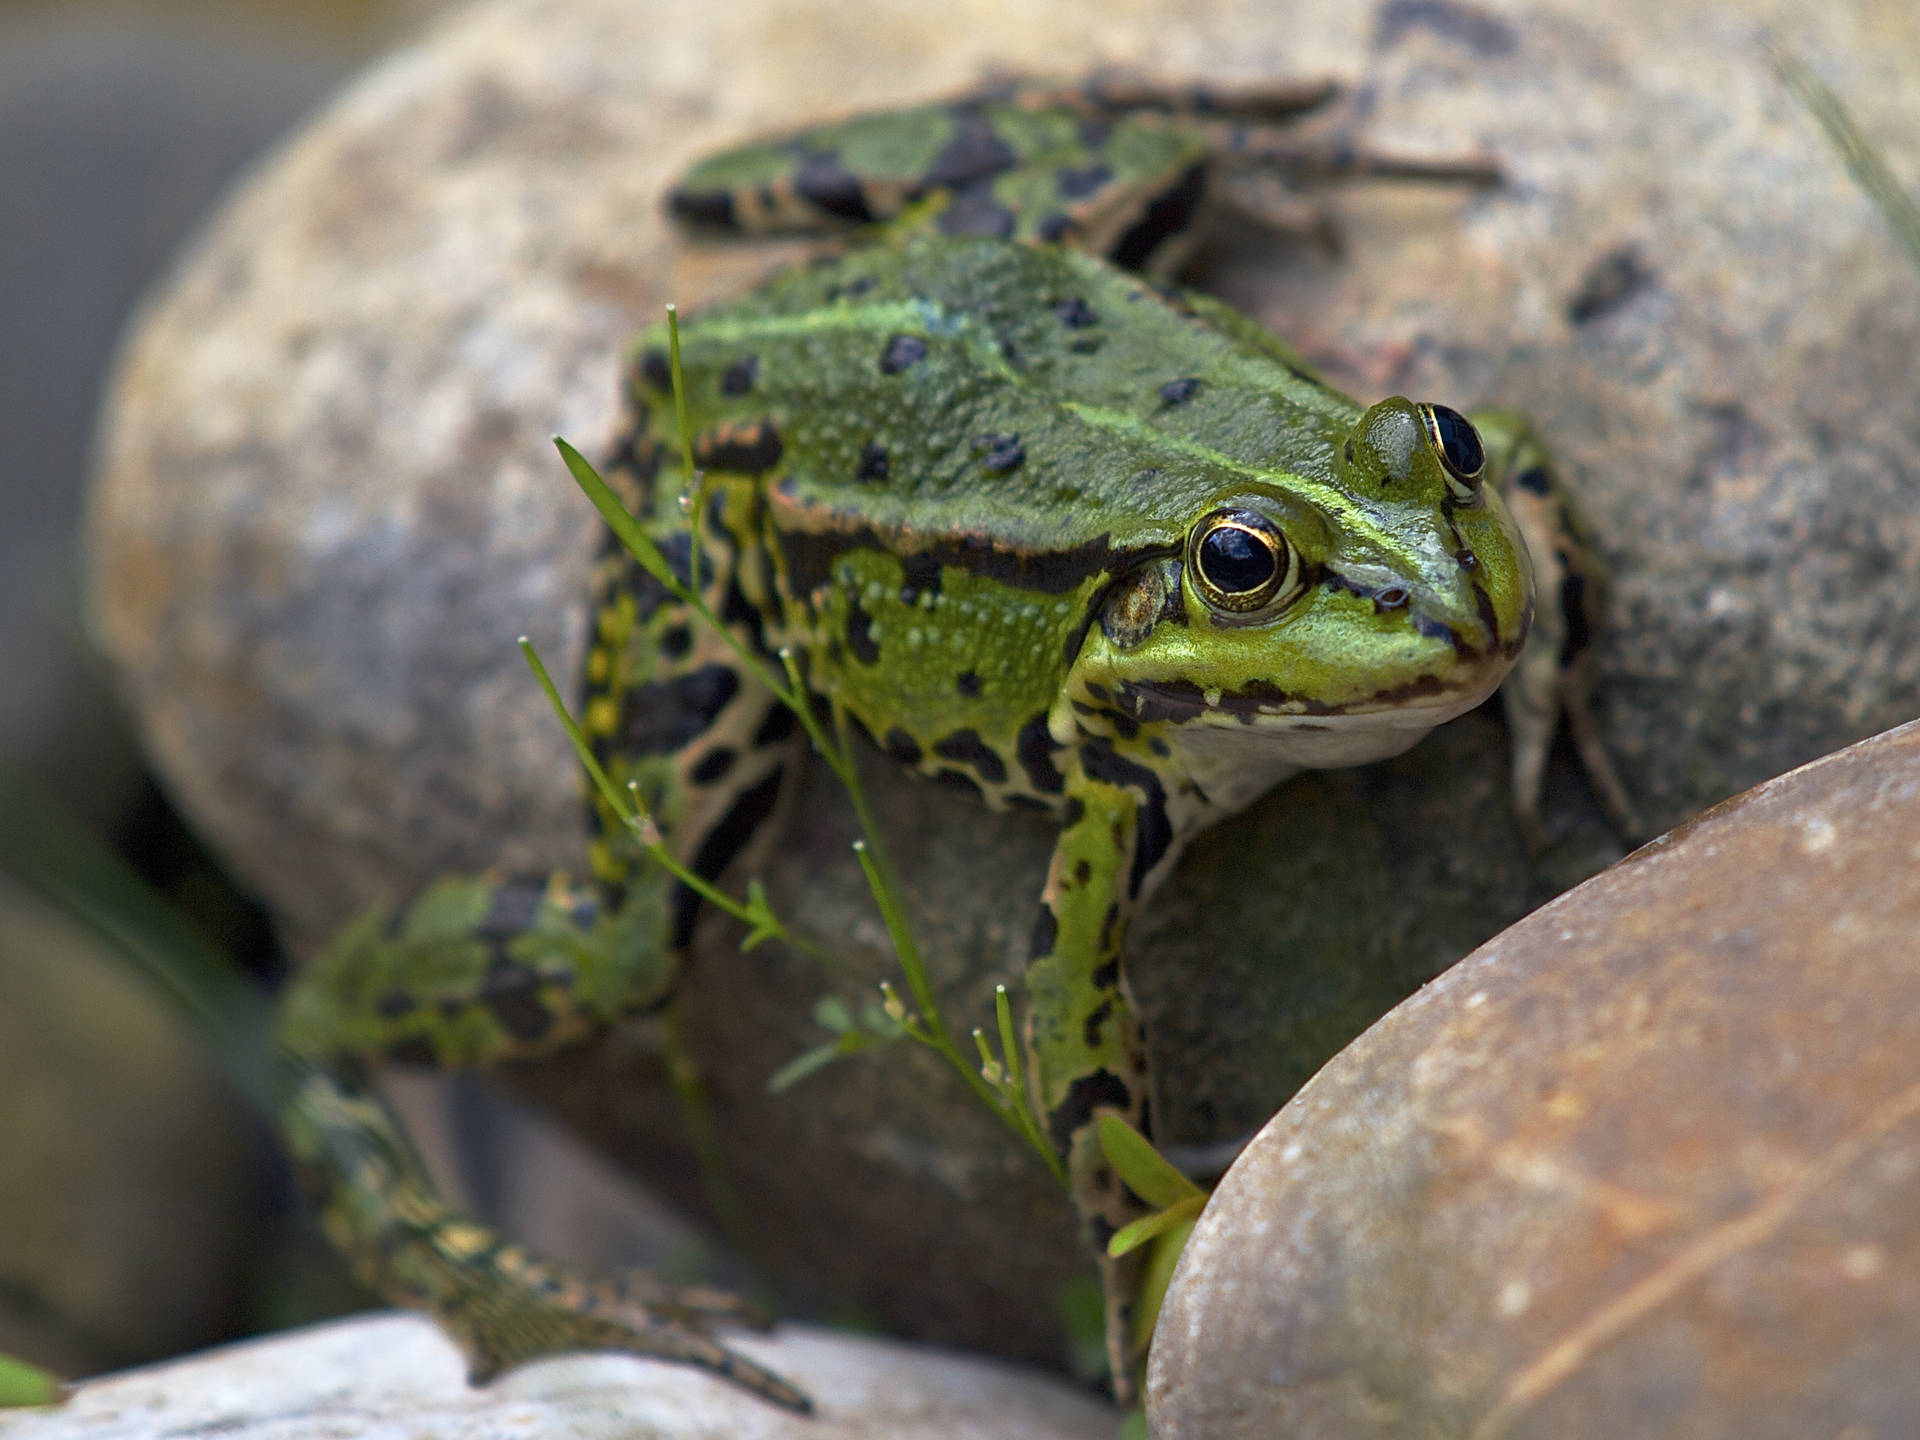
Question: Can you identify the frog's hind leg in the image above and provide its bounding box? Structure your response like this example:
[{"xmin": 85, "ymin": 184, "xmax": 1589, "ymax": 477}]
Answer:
[
  {"xmin": 277, "ymin": 440, "xmax": 813, "ymax": 1408},
  {"xmin": 1473, "ymin": 410, "xmax": 1641, "ymax": 848},
  {"xmin": 279, "ymin": 1050, "xmax": 809, "ymax": 1410}
]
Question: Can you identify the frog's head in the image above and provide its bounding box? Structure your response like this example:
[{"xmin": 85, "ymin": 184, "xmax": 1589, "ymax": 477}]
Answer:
[{"xmin": 1075, "ymin": 398, "xmax": 1533, "ymax": 787}]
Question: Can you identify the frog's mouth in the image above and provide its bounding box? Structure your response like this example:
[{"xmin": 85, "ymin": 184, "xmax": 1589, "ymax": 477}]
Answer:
[{"xmin": 1111, "ymin": 655, "xmax": 1509, "ymax": 731}]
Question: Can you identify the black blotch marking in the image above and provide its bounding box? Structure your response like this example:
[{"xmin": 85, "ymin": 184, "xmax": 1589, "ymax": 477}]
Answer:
[
  {"xmin": 1078, "ymin": 116, "xmax": 1113, "ymax": 149},
  {"xmin": 1343, "ymin": 437, "xmax": 1355, "ymax": 466},
  {"xmin": 1037, "ymin": 212, "xmax": 1073, "ymax": 242},
  {"xmin": 1007, "ymin": 793, "xmax": 1053, "ymax": 813},
  {"xmin": 693, "ymin": 421, "xmax": 784, "ymax": 473},
  {"xmin": 793, "ymin": 150, "xmax": 874, "ymax": 223},
  {"xmin": 1148, "ymin": 736, "xmax": 1170, "ymax": 758},
  {"xmin": 377, "ymin": 989, "xmax": 415, "ymax": 1019},
  {"xmin": 640, "ymin": 347, "xmax": 672, "ymax": 394},
  {"xmin": 922, "ymin": 106, "xmax": 1018, "ymax": 191},
  {"xmin": 1053, "ymin": 296, "xmax": 1099, "ymax": 328},
  {"xmin": 1055, "ymin": 162, "xmax": 1114, "ymax": 200},
  {"xmin": 1061, "ymin": 797, "xmax": 1086, "ymax": 830},
  {"xmin": 957, "ymin": 670, "xmax": 983, "ymax": 699},
  {"xmin": 1017, "ymin": 713, "xmax": 1067, "ymax": 795},
  {"xmin": 690, "ymin": 747, "xmax": 737, "ymax": 786},
  {"xmin": 480, "ymin": 881, "xmax": 545, "ymax": 939},
  {"xmin": 899, "ymin": 551, "xmax": 942, "ymax": 602},
  {"xmin": 1097, "ymin": 902, "xmax": 1120, "ymax": 954},
  {"xmin": 938, "ymin": 183, "xmax": 1017, "ymax": 239},
  {"xmin": 884, "ymin": 727, "xmax": 922, "ymax": 765},
  {"xmin": 846, "ymin": 596, "xmax": 881, "ymax": 665},
  {"xmin": 974, "ymin": 433, "xmax": 1025, "ymax": 472},
  {"xmin": 1048, "ymin": 1070, "xmax": 1134, "ymax": 1155},
  {"xmin": 1514, "ymin": 465, "xmax": 1552, "ymax": 496},
  {"xmin": 1083, "ymin": 999, "xmax": 1113, "ymax": 1050},
  {"xmin": 998, "ymin": 334, "xmax": 1022, "ymax": 368},
  {"xmin": 1089, "ymin": 1214, "xmax": 1119, "ymax": 1251},
  {"xmin": 932, "ymin": 728, "xmax": 1007, "ymax": 785},
  {"xmin": 673, "ymin": 767, "xmax": 787, "ymax": 946},
  {"xmin": 754, "ymin": 703, "xmax": 798, "ymax": 748},
  {"xmin": 1110, "ymin": 163, "xmax": 1207, "ymax": 272},
  {"xmin": 934, "ymin": 767, "xmax": 982, "ymax": 795},
  {"xmin": 879, "ymin": 333, "xmax": 929, "ymax": 374},
  {"xmin": 1159, "ymin": 376, "xmax": 1202, "ymax": 406},
  {"xmin": 857, "ymin": 441, "xmax": 890, "ymax": 481},
  {"xmin": 1092, "ymin": 956, "xmax": 1120, "ymax": 990},
  {"xmin": 1374, "ymin": 0, "xmax": 1518, "ymax": 56},
  {"xmin": 721, "ymin": 355, "xmax": 759, "ymax": 396},
  {"xmin": 619, "ymin": 664, "xmax": 741, "ymax": 756},
  {"xmin": 479, "ymin": 957, "xmax": 551, "ymax": 1043},
  {"xmin": 825, "ymin": 274, "xmax": 878, "ymax": 303},
  {"xmin": 1085, "ymin": 683, "xmax": 1113, "ymax": 704},
  {"xmin": 1079, "ymin": 738, "xmax": 1171, "ymax": 898},
  {"xmin": 660, "ymin": 624, "xmax": 693, "ymax": 659},
  {"xmin": 1030, "ymin": 901, "xmax": 1059, "ymax": 959},
  {"xmin": 1072, "ymin": 858, "xmax": 1092, "ymax": 886},
  {"xmin": 666, "ymin": 187, "xmax": 737, "ymax": 229}
]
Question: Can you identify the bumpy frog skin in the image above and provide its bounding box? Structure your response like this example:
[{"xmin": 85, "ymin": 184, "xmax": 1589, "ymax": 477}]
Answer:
[{"xmin": 277, "ymin": 77, "xmax": 1629, "ymax": 1411}]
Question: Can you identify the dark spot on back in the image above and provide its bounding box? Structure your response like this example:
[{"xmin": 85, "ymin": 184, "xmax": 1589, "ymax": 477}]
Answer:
[
  {"xmin": 692, "ymin": 420, "xmax": 784, "ymax": 473},
  {"xmin": 922, "ymin": 107, "xmax": 1018, "ymax": 191},
  {"xmin": 1159, "ymin": 376, "xmax": 1202, "ymax": 406},
  {"xmin": 479, "ymin": 957, "xmax": 551, "ymax": 1044},
  {"xmin": 899, "ymin": 552, "xmax": 942, "ymax": 602},
  {"xmin": 857, "ymin": 441, "xmax": 890, "ymax": 481},
  {"xmin": 880, "ymin": 334, "xmax": 929, "ymax": 374},
  {"xmin": 660, "ymin": 624, "xmax": 692, "ymax": 659},
  {"xmin": 1083, "ymin": 998, "xmax": 1113, "ymax": 1050},
  {"xmin": 974, "ymin": 433, "xmax": 1025, "ymax": 472},
  {"xmin": 1054, "ymin": 296, "xmax": 1099, "ymax": 328},
  {"xmin": 957, "ymin": 670, "xmax": 983, "ymax": 699},
  {"xmin": 721, "ymin": 355, "xmax": 759, "ymax": 396},
  {"xmin": 938, "ymin": 183, "xmax": 1017, "ymax": 239}
]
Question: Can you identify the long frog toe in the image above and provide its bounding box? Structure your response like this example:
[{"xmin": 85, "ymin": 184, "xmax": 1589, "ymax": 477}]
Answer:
[{"xmin": 447, "ymin": 1254, "xmax": 812, "ymax": 1412}]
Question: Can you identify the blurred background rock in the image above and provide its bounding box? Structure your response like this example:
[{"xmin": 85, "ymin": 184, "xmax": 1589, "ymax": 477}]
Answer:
[{"xmin": 0, "ymin": 0, "xmax": 442, "ymax": 1378}]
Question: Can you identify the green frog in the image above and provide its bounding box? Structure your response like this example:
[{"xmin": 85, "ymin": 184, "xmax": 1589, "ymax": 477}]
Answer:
[{"xmin": 277, "ymin": 76, "xmax": 1630, "ymax": 1413}]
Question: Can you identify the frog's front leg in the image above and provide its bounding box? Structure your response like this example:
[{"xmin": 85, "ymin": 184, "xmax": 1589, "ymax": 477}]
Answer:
[
  {"xmin": 1473, "ymin": 410, "xmax": 1641, "ymax": 845},
  {"xmin": 1023, "ymin": 738, "xmax": 1186, "ymax": 1402}
]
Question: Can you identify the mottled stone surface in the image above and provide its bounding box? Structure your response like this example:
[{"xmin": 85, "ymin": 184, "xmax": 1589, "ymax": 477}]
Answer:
[
  {"xmin": 0, "ymin": 1313, "xmax": 1116, "ymax": 1439},
  {"xmin": 1149, "ymin": 718, "xmax": 1920, "ymax": 1438},
  {"xmin": 85, "ymin": 0, "xmax": 1920, "ymax": 1371}
]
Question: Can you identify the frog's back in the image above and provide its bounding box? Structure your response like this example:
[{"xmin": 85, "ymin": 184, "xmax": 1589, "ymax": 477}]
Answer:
[{"xmin": 619, "ymin": 237, "xmax": 1365, "ymax": 803}]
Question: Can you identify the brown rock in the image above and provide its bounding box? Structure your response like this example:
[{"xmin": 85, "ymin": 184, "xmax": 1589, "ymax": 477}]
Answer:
[
  {"xmin": 83, "ymin": 0, "xmax": 1920, "ymax": 1372},
  {"xmin": 1149, "ymin": 718, "xmax": 1920, "ymax": 1438}
]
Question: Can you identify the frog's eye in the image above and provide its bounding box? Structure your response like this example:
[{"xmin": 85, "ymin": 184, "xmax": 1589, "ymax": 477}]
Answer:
[
  {"xmin": 1188, "ymin": 509, "xmax": 1303, "ymax": 618},
  {"xmin": 1419, "ymin": 403, "xmax": 1486, "ymax": 501}
]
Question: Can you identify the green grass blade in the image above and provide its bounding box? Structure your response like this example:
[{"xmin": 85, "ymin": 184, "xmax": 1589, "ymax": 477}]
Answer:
[
  {"xmin": 1776, "ymin": 49, "xmax": 1920, "ymax": 276},
  {"xmin": 1098, "ymin": 1114, "xmax": 1206, "ymax": 1210},
  {"xmin": 0, "ymin": 1352, "xmax": 64, "ymax": 1408}
]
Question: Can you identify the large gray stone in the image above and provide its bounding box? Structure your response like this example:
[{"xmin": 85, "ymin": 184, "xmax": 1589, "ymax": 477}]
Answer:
[
  {"xmin": 1149, "ymin": 719, "xmax": 1920, "ymax": 1438},
  {"xmin": 84, "ymin": 0, "xmax": 1920, "ymax": 1372}
]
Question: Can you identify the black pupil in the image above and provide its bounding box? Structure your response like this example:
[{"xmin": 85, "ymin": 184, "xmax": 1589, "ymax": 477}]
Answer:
[
  {"xmin": 1199, "ymin": 525, "xmax": 1276, "ymax": 594},
  {"xmin": 1428, "ymin": 405, "xmax": 1485, "ymax": 477}
]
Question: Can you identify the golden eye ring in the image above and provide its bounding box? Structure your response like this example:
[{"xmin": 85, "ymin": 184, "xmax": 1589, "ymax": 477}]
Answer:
[
  {"xmin": 1419, "ymin": 403, "xmax": 1486, "ymax": 501},
  {"xmin": 1188, "ymin": 509, "xmax": 1302, "ymax": 617}
]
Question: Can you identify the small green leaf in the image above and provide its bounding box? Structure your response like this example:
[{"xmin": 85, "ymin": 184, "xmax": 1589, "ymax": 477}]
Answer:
[
  {"xmin": 1107, "ymin": 1193, "xmax": 1206, "ymax": 1258},
  {"xmin": 0, "ymin": 1352, "xmax": 64, "ymax": 1407},
  {"xmin": 1133, "ymin": 1210, "xmax": 1201, "ymax": 1355},
  {"xmin": 812, "ymin": 994, "xmax": 854, "ymax": 1033},
  {"xmin": 1119, "ymin": 1406, "xmax": 1151, "ymax": 1440},
  {"xmin": 1098, "ymin": 1114, "xmax": 1206, "ymax": 1211},
  {"xmin": 554, "ymin": 437, "xmax": 681, "ymax": 591}
]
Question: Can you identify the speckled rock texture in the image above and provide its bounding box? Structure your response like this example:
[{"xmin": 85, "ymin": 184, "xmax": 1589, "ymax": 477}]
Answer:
[
  {"xmin": 1149, "ymin": 718, "xmax": 1920, "ymax": 1439},
  {"xmin": 0, "ymin": 1313, "xmax": 1116, "ymax": 1440},
  {"xmin": 86, "ymin": 0, "xmax": 1920, "ymax": 1373}
]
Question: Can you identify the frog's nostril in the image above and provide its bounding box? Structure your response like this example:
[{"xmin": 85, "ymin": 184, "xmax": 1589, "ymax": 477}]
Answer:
[{"xmin": 1378, "ymin": 587, "xmax": 1409, "ymax": 609}]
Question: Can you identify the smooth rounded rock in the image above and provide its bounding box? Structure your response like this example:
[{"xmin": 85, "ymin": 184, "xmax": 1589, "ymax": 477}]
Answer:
[
  {"xmin": 85, "ymin": 0, "xmax": 1920, "ymax": 1373},
  {"xmin": 1149, "ymin": 718, "xmax": 1920, "ymax": 1439},
  {"xmin": 0, "ymin": 1312, "xmax": 1116, "ymax": 1440}
]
